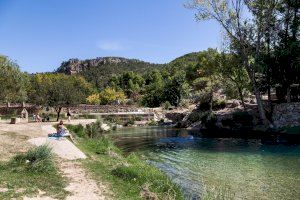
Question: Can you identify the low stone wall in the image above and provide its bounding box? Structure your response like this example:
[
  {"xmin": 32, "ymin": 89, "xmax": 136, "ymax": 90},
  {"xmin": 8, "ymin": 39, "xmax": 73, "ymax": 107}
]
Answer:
[
  {"xmin": 0, "ymin": 106, "xmax": 39, "ymax": 116},
  {"xmin": 273, "ymin": 102, "xmax": 300, "ymax": 128}
]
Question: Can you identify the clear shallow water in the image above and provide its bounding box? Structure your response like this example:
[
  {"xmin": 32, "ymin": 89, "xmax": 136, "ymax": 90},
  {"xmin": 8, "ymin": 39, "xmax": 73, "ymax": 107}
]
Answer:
[{"xmin": 110, "ymin": 127, "xmax": 300, "ymax": 200}]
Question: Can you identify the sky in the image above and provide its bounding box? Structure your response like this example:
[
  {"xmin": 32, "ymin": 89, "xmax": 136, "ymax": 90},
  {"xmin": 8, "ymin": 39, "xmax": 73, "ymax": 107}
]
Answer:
[{"xmin": 0, "ymin": 0, "xmax": 220, "ymax": 73}]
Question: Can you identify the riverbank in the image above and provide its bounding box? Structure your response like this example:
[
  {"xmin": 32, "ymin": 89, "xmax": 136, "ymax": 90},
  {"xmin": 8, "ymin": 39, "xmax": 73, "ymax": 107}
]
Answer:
[
  {"xmin": 0, "ymin": 120, "xmax": 108, "ymax": 200},
  {"xmin": 67, "ymin": 124, "xmax": 184, "ymax": 200}
]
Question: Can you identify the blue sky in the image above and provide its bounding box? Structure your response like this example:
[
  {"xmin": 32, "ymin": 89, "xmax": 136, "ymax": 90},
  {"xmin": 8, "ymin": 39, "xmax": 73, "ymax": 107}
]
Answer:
[{"xmin": 0, "ymin": 0, "xmax": 220, "ymax": 73}]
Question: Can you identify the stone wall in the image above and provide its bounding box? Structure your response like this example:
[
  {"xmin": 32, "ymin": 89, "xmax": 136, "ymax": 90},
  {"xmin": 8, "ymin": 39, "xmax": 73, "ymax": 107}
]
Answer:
[{"xmin": 273, "ymin": 103, "xmax": 300, "ymax": 128}]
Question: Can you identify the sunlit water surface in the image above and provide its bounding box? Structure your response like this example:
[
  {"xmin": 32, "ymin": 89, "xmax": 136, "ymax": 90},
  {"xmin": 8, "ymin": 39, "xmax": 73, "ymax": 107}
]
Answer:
[{"xmin": 109, "ymin": 127, "xmax": 300, "ymax": 200}]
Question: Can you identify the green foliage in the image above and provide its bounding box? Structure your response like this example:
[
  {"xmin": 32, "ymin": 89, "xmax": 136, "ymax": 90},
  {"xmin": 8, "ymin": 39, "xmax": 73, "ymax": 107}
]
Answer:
[
  {"xmin": 86, "ymin": 119, "xmax": 109, "ymax": 138},
  {"xmin": 66, "ymin": 124, "xmax": 86, "ymax": 137},
  {"xmin": 10, "ymin": 145, "xmax": 54, "ymax": 173},
  {"xmin": 142, "ymin": 69, "xmax": 189, "ymax": 107},
  {"xmin": 109, "ymin": 71, "xmax": 145, "ymax": 99},
  {"xmin": 0, "ymin": 55, "xmax": 28, "ymax": 103},
  {"xmin": 147, "ymin": 119, "xmax": 158, "ymax": 126},
  {"xmin": 98, "ymin": 87, "xmax": 125, "ymax": 105},
  {"xmin": 0, "ymin": 145, "xmax": 68, "ymax": 199},
  {"xmin": 28, "ymin": 73, "xmax": 94, "ymax": 110},
  {"xmin": 141, "ymin": 70, "xmax": 165, "ymax": 107},
  {"xmin": 86, "ymin": 93, "xmax": 101, "ymax": 105},
  {"xmin": 57, "ymin": 57, "xmax": 164, "ymax": 89},
  {"xmin": 162, "ymin": 101, "xmax": 171, "ymax": 110},
  {"xmin": 82, "ymin": 137, "xmax": 121, "ymax": 155}
]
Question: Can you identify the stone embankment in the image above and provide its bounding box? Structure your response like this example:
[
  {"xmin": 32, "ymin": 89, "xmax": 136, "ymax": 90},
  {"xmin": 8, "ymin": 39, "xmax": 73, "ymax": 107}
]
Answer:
[{"xmin": 272, "ymin": 102, "xmax": 300, "ymax": 128}]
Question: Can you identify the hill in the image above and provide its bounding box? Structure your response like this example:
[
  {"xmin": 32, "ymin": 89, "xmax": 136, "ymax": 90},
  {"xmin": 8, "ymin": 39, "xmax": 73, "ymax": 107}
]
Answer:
[
  {"xmin": 56, "ymin": 57, "xmax": 165, "ymax": 87},
  {"xmin": 169, "ymin": 52, "xmax": 200, "ymax": 69}
]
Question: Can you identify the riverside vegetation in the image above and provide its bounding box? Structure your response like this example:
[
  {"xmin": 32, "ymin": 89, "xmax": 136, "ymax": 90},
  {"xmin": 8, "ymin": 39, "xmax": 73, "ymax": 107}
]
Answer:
[
  {"xmin": 0, "ymin": 145, "xmax": 69, "ymax": 199},
  {"xmin": 66, "ymin": 122, "xmax": 184, "ymax": 200}
]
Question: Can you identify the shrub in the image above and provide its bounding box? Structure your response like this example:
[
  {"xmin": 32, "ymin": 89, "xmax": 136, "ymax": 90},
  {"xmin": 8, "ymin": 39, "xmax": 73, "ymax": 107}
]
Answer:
[
  {"xmin": 86, "ymin": 119, "xmax": 107, "ymax": 138},
  {"xmin": 178, "ymin": 99, "xmax": 190, "ymax": 108},
  {"xmin": 86, "ymin": 93, "xmax": 100, "ymax": 105},
  {"xmin": 67, "ymin": 124, "xmax": 86, "ymax": 138},
  {"xmin": 187, "ymin": 111, "xmax": 203, "ymax": 123},
  {"xmin": 124, "ymin": 117, "xmax": 135, "ymax": 126},
  {"xmin": 161, "ymin": 101, "xmax": 171, "ymax": 110},
  {"xmin": 10, "ymin": 145, "xmax": 54, "ymax": 173},
  {"xmin": 213, "ymin": 99, "xmax": 226, "ymax": 110},
  {"xmin": 99, "ymin": 87, "xmax": 125, "ymax": 105},
  {"xmin": 148, "ymin": 119, "xmax": 158, "ymax": 126}
]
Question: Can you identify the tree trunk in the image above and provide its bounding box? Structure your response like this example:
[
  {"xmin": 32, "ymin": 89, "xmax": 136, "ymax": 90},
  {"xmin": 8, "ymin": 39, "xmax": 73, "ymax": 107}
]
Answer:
[
  {"xmin": 237, "ymin": 87, "xmax": 246, "ymax": 109},
  {"xmin": 209, "ymin": 89, "xmax": 213, "ymax": 114},
  {"xmin": 56, "ymin": 107, "xmax": 62, "ymax": 121},
  {"xmin": 244, "ymin": 62, "xmax": 270, "ymax": 127},
  {"xmin": 253, "ymin": 83, "xmax": 270, "ymax": 126}
]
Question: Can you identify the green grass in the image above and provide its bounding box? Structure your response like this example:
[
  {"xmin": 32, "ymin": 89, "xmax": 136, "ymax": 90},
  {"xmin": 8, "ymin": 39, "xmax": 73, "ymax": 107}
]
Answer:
[
  {"xmin": 0, "ymin": 145, "xmax": 69, "ymax": 200},
  {"xmin": 68, "ymin": 124, "xmax": 184, "ymax": 200}
]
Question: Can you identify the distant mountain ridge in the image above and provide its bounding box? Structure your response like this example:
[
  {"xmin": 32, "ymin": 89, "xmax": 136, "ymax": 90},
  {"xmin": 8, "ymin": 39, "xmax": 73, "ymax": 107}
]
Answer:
[{"xmin": 56, "ymin": 56, "xmax": 166, "ymax": 87}]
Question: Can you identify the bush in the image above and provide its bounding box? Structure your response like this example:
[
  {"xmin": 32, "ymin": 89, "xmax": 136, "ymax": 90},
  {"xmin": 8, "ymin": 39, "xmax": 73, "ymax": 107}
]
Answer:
[
  {"xmin": 148, "ymin": 119, "xmax": 158, "ymax": 126},
  {"xmin": 105, "ymin": 116, "xmax": 123, "ymax": 125},
  {"xmin": 86, "ymin": 119, "xmax": 108, "ymax": 138},
  {"xmin": 10, "ymin": 145, "xmax": 54, "ymax": 173},
  {"xmin": 67, "ymin": 124, "xmax": 86, "ymax": 138},
  {"xmin": 161, "ymin": 101, "xmax": 171, "ymax": 110},
  {"xmin": 187, "ymin": 111, "xmax": 203, "ymax": 123},
  {"xmin": 178, "ymin": 99, "xmax": 190, "ymax": 108},
  {"xmin": 124, "ymin": 117, "xmax": 135, "ymax": 126},
  {"xmin": 213, "ymin": 99, "xmax": 226, "ymax": 110}
]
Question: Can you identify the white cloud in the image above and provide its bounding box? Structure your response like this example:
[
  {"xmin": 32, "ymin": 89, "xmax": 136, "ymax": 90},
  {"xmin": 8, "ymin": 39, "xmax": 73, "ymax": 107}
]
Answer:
[{"xmin": 97, "ymin": 40, "xmax": 125, "ymax": 51}]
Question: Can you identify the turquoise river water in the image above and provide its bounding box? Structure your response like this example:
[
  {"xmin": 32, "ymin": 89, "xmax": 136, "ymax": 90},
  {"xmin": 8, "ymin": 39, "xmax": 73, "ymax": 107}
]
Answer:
[{"xmin": 109, "ymin": 127, "xmax": 300, "ymax": 200}]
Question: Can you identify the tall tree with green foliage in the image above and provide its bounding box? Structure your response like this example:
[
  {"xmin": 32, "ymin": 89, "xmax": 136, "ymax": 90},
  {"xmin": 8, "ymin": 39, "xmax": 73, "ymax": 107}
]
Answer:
[
  {"xmin": 29, "ymin": 73, "xmax": 94, "ymax": 121},
  {"xmin": 187, "ymin": 0, "xmax": 279, "ymax": 126},
  {"xmin": 0, "ymin": 55, "xmax": 28, "ymax": 105},
  {"xmin": 218, "ymin": 53, "xmax": 251, "ymax": 108},
  {"xmin": 108, "ymin": 71, "xmax": 144, "ymax": 100}
]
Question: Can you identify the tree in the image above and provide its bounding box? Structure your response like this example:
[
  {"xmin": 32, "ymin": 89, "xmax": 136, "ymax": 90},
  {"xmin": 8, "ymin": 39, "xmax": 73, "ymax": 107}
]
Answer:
[
  {"xmin": 86, "ymin": 93, "xmax": 101, "ymax": 105},
  {"xmin": 163, "ymin": 71, "xmax": 190, "ymax": 107},
  {"xmin": 142, "ymin": 70, "xmax": 165, "ymax": 107},
  {"xmin": 187, "ymin": 0, "xmax": 278, "ymax": 126},
  {"xmin": 218, "ymin": 53, "xmax": 251, "ymax": 108},
  {"xmin": 108, "ymin": 71, "xmax": 145, "ymax": 100},
  {"xmin": 195, "ymin": 49, "xmax": 221, "ymax": 113},
  {"xmin": 29, "ymin": 73, "xmax": 94, "ymax": 121},
  {"xmin": 0, "ymin": 55, "xmax": 28, "ymax": 104},
  {"xmin": 98, "ymin": 87, "xmax": 125, "ymax": 105}
]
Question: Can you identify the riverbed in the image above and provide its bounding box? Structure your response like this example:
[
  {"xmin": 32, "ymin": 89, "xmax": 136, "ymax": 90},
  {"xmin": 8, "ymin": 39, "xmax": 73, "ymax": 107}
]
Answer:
[{"xmin": 109, "ymin": 127, "xmax": 300, "ymax": 199}]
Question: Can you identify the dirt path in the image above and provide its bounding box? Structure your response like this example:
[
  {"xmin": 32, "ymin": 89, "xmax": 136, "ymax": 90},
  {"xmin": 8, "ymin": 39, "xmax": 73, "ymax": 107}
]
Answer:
[
  {"xmin": 61, "ymin": 160, "xmax": 107, "ymax": 200},
  {"xmin": 0, "ymin": 120, "xmax": 109, "ymax": 200}
]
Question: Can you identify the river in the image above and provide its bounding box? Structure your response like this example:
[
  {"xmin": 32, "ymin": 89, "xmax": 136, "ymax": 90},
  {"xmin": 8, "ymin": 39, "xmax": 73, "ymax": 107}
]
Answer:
[{"xmin": 109, "ymin": 127, "xmax": 300, "ymax": 200}]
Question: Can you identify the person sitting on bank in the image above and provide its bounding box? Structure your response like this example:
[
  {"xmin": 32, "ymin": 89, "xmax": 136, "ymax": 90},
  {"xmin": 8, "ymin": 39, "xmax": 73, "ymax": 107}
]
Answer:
[
  {"xmin": 48, "ymin": 120, "xmax": 74, "ymax": 142},
  {"xmin": 56, "ymin": 120, "xmax": 67, "ymax": 135}
]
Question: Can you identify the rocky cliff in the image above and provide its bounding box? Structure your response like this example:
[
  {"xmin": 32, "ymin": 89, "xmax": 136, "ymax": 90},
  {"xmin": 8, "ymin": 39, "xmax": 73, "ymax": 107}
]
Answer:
[{"xmin": 56, "ymin": 57, "xmax": 145, "ymax": 75}]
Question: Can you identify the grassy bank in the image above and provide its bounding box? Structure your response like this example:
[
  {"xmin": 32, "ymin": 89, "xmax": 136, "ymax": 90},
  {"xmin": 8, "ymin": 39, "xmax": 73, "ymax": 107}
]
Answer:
[
  {"xmin": 0, "ymin": 145, "xmax": 69, "ymax": 199},
  {"xmin": 67, "ymin": 123, "xmax": 184, "ymax": 200}
]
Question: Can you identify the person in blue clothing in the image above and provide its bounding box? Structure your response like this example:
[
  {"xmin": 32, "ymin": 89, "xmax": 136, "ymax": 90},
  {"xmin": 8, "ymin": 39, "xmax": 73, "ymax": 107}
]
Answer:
[{"xmin": 56, "ymin": 120, "xmax": 67, "ymax": 135}]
